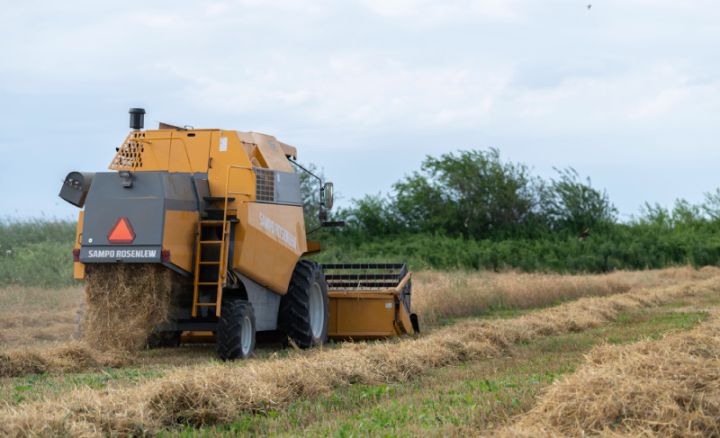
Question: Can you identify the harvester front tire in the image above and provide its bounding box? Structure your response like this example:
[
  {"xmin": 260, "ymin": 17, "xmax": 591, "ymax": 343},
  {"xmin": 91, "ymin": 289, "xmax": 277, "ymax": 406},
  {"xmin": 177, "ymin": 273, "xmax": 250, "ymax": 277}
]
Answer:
[
  {"xmin": 217, "ymin": 297, "xmax": 256, "ymax": 360},
  {"xmin": 279, "ymin": 260, "xmax": 329, "ymax": 348}
]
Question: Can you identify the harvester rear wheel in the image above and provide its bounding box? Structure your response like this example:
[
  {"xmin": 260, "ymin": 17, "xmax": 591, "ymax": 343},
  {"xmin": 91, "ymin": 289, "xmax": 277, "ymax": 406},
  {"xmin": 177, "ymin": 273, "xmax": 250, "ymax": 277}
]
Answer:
[
  {"xmin": 279, "ymin": 260, "xmax": 329, "ymax": 348},
  {"xmin": 217, "ymin": 296, "xmax": 256, "ymax": 360}
]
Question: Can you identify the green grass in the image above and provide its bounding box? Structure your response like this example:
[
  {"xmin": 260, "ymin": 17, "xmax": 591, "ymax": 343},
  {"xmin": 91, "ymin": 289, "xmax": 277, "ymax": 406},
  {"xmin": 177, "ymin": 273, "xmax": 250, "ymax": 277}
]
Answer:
[
  {"xmin": 1, "ymin": 367, "xmax": 165, "ymax": 405},
  {"xmin": 437, "ymin": 298, "xmax": 589, "ymax": 327}
]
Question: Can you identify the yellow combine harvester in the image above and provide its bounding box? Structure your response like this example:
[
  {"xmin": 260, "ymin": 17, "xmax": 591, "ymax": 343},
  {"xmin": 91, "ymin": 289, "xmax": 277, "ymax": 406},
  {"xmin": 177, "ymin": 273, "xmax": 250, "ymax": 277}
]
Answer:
[{"xmin": 59, "ymin": 108, "xmax": 419, "ymax": 359}]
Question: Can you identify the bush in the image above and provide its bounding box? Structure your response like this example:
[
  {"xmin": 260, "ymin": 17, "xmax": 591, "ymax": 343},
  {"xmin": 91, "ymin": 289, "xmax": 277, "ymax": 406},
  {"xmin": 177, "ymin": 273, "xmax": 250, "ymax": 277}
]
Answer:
[{"xmin": 0, "ymin": 220, "xmax": 76, "ymax": 287}]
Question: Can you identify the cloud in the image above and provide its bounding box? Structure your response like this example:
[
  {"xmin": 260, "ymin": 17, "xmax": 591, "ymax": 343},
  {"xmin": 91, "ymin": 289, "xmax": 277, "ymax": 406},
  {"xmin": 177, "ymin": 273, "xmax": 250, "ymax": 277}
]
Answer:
[
  {"xmin": 2, "ymin": 0, "xmax": 720, "ymax": 217},
  {"xmin": 171, "ymin": 53, "xmax": 514, "ymax": 132}
]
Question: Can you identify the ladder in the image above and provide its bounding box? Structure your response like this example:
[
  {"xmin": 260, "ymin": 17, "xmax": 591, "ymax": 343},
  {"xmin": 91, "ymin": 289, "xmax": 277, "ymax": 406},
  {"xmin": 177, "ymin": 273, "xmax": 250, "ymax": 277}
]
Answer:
[
  {"xmin": 191, "ymin": 165, "xmax": 255, "ymax": 318},
  {"xmin": 191, "ymin": 196, "xmax": 236, "ymax": 317}
]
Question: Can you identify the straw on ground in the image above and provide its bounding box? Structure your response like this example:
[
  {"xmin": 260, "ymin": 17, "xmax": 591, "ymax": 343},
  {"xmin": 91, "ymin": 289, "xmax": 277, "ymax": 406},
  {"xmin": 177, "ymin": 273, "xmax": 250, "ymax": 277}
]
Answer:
[{"xmin": 1, "ymin": 274, "xmax": 718, "ymax": 436}]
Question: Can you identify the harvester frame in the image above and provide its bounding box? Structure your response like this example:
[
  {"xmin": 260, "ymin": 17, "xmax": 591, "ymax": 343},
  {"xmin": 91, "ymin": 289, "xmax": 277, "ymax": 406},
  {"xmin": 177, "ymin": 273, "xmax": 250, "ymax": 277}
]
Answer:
[{"xmin": 60, "ymin": 108, "xmax": 418, "ymax": 359}]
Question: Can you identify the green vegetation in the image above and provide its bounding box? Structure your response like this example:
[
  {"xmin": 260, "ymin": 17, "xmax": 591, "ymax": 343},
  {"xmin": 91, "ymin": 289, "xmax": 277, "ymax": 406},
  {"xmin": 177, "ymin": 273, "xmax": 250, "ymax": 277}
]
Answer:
[
  {"xmin": 315, "ymin": 226, "xmax": 720, "ymax": 272},
  {"xmin": 2, "ymin": 367, "xmax": 164, "ymax": 405},
  {"xmin": 313, "ymin": 149, "xmax": 720, "ymax": 273},
  {"xmin": 0, "ymin": 219, "xmax": 75, "ymax": 287}
]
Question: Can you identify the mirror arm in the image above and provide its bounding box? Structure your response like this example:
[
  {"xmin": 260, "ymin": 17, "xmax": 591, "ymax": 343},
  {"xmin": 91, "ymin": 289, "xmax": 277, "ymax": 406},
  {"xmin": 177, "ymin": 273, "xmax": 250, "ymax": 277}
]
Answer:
[
  {"xmin": 288, "ymin": 158, "xmax": 322, "ymax": 184},
  {"xmin": 288, "ymin": 157, "xmax": 332, "ymax": 212}
]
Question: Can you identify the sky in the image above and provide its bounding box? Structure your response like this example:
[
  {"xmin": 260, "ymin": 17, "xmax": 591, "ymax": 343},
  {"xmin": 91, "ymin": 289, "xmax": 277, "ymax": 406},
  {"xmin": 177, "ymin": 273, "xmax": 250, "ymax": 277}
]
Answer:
[{"xmin": 1, "ymin": 0, "xmax": 719, "ymax": 221}]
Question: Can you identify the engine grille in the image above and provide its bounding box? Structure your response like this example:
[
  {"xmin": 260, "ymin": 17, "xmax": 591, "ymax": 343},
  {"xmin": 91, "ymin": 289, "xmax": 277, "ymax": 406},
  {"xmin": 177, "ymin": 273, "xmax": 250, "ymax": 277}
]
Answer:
[{"xmin": 255, "ymin": 168, "xmax": 275, "ymax": 202}]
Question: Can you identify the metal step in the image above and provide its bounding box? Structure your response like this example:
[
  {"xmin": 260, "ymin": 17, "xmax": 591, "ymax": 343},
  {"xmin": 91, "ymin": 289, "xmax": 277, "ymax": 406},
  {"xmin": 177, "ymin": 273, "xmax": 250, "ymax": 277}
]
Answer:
[
  {"xmin": 200, "ymin": 219, "xmax": 239, "ymax": 225},
  {"xmin": 203, "ymin": 207, "xmax": 237, "ymax": 216},
  {"xmin": 203, "ymin": 196, "xmax": 236, "ymax": 203}
]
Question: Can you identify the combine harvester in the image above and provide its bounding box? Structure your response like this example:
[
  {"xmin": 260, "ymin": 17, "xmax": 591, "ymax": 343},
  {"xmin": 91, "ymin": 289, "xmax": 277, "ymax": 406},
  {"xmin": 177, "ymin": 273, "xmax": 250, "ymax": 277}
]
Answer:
[{"xmin": 59, "ymin": 109, "xmax": 419, "ymax": 359}]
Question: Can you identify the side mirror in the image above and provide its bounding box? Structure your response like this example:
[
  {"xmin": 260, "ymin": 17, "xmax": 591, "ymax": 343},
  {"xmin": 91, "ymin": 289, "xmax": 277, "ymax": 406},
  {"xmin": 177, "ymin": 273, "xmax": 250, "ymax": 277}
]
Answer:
[{"xmin": 321, "ymin": 182, "xmax": 334, "ymax": 210}]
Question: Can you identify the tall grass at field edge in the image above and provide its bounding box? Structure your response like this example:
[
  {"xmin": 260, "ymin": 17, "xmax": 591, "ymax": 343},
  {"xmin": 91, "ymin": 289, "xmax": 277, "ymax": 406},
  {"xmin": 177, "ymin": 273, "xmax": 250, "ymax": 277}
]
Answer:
[{"xmin": 0, "ymin": 219, "xmax": 75, "ymax": 287}]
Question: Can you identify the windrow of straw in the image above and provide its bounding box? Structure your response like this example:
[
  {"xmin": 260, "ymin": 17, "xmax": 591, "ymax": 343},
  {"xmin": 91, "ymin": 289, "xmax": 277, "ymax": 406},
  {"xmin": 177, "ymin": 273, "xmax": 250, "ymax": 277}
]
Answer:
[
  {"xmin": 0, "ymin": 342, "xmax": 129, "ymax": 378},
  {"xmin": 412, "ymin": 266, "xmax": 720, "ymax": 325},
  {"xmin": 495, "ymin": 312, "xmax": 720, "ymax": 437},
  {"xmin": 1, "ymin": 276, "xmax": 718, "ymax": 437}
]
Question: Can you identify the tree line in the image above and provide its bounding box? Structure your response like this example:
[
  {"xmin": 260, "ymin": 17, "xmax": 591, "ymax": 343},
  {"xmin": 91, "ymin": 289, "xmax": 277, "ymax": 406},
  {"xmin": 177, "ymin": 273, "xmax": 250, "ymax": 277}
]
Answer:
[{"xmin": 311, "ymin": 149, "xmax": 720, "ymax": 273}]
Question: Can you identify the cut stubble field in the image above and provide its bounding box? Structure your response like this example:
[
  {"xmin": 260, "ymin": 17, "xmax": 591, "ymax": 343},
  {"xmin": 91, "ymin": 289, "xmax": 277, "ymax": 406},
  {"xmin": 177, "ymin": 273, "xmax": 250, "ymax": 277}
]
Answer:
[{"xmin": 1, "ymin": 266, "xmax": 720, "ymax": 436}]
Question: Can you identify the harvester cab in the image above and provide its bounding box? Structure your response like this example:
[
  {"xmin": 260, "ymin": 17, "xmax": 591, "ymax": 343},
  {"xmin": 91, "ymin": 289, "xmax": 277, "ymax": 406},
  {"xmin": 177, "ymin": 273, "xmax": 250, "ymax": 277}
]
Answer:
[{"xmin": 60, "ymin": 108, "xmax": 419, "ymax": 359}]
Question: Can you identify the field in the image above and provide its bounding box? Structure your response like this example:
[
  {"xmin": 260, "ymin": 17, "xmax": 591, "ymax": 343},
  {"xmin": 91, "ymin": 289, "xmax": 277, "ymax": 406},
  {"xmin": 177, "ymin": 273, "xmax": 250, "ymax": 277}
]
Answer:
[{"xmin": 1, "ymin": 267, "xmax": 719, "ymax": 436}]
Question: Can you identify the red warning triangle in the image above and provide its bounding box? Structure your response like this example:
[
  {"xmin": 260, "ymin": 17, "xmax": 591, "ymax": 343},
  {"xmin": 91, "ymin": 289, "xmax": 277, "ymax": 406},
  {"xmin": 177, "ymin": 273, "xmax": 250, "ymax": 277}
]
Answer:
[{"xmin": 107, "ymin": 217, "xmax": 135, "ymax": 244}]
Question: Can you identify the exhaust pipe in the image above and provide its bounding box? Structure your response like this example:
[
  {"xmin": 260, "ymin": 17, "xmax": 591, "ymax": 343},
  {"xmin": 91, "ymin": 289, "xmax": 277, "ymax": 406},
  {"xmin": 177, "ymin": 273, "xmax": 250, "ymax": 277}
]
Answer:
[{"xmin": 129, "ymin": 108, "xmax": 145, "ymax": 130}]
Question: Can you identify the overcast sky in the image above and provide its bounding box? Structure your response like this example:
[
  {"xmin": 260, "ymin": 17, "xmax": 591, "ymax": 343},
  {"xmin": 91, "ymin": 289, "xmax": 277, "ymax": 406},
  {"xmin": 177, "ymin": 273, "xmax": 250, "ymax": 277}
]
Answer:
[{"xmin": 1, "ymin": 0, "xmax": 719, "ymax": 220}]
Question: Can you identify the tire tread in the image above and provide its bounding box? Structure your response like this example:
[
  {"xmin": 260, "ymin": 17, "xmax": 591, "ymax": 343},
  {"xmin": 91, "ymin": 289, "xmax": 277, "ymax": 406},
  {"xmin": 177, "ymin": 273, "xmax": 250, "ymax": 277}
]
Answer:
[
  {"xmin": 217, "ymin": 297, "xmax": 256, "ymax": 360},
  {"xmin": 278, "ymin": 260, "xmax": 328, "ymax": 348}
]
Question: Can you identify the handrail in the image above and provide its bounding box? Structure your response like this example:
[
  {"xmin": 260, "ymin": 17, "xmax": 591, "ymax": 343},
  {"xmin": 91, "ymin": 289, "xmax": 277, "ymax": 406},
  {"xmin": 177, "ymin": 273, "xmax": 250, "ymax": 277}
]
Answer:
[{"xmin": 216, "ymin": 164, "xmax": 254, "ymax": 316}]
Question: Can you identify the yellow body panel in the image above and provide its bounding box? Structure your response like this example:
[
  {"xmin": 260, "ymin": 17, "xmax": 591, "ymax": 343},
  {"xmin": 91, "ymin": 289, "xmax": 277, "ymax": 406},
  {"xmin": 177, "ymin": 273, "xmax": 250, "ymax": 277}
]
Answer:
[
  {"xmin": 207, "ymin": 131, "xmax": 255, "ymax": 204},
  {"xmin": 168, "ymin": 131, "xmax": 212, "ymax": 173},
  {"xmin": 108, "ymin": 126, "xmax": 307, "ymax": 296},
  {"xmin": 112, "ymin": 130, "xmax": 213, "ymax": 173},
  {"xmin": 236, "ymin": 132, "xmax": 295, "ymax": 173},
  {"xmin": 162, "ymin": 210, "xmax": 198, "ymax": 272},
  {"xmin": 73, "ymin": 211, "xmax": 85, "ymax": 280},
  {"xmin": 234, "ymin": 202, "xmax": 307, "ymax": 294},
  {"xmin": 329, "ymin": 293, "xmax": 397, "ymax": 338},
  {"xmin": 327, "ymin": 272, "xmax": 415, "ymax": 338},
  {"xmin": 305, "ymin": 240, "xmax": 322, "ymax": 255}
]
